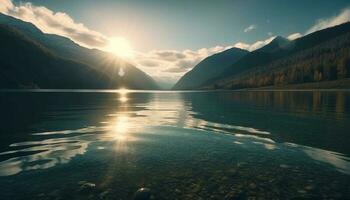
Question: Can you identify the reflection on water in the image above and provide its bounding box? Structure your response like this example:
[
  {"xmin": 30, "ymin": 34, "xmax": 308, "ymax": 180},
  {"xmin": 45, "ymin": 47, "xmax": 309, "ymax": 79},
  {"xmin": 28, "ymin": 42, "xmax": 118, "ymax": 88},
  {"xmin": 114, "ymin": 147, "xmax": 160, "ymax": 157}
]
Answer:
[
  {"xmin": 285, "ymin": 143, "xmax": 350, "ymax": 175},
  {"xmin": 0, "ymin": 90, "xmax": 350, "ymax": 199}
]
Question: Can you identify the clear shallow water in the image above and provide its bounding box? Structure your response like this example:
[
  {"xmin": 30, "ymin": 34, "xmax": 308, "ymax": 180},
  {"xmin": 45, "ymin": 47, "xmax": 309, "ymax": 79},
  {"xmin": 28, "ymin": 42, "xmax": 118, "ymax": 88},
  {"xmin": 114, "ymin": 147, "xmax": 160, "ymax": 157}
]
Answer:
[{"xmin": 0, "ymin": 90, "xmax": 350, "ymax": 199}]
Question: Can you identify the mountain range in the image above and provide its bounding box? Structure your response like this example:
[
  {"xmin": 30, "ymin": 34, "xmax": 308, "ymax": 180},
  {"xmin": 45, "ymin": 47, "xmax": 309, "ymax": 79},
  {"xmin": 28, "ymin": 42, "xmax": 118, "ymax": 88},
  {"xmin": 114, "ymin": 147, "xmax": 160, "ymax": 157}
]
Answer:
[
  {"xmin": 0, "ymin": 13, "xmax": 159, "ymax": 89},
  {"xmin": 174, "ymin": 22, "xmax": 350, "ymax": 90},
  {"xmin": 1, "ymin": 12, "xmax": 350, "ymax": 90}
]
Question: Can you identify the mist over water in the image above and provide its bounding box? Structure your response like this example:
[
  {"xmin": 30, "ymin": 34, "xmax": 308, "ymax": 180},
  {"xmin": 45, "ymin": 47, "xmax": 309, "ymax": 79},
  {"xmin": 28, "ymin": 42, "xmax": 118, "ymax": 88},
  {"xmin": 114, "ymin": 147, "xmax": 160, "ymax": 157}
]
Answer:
[{"xmin": 0, "ymin": 90, "xmax": 349, "ymax": 199}]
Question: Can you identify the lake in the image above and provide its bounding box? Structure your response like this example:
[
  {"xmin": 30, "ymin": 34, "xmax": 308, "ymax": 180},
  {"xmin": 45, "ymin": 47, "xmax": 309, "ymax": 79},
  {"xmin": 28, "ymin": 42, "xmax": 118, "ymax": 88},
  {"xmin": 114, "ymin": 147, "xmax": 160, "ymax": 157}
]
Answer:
[{"xmin": 0, "ymin": 90, "xmax": 350, "ymax": 199}]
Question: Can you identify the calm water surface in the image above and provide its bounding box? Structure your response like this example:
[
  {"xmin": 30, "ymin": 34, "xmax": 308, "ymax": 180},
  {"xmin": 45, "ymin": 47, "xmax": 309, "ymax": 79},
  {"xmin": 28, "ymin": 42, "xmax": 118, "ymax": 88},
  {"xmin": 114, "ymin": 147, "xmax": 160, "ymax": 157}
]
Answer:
[{"xmin": 0, "ymin": 90, "xmax": 350, "ymax": 199}]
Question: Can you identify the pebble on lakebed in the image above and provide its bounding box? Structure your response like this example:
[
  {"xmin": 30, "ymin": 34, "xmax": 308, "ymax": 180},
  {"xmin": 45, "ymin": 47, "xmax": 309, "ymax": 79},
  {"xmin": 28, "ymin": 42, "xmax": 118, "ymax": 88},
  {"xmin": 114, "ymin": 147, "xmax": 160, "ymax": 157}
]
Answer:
[{"xmin": 78, "ymin": 181, "xmax": 96, "ymax": 192}]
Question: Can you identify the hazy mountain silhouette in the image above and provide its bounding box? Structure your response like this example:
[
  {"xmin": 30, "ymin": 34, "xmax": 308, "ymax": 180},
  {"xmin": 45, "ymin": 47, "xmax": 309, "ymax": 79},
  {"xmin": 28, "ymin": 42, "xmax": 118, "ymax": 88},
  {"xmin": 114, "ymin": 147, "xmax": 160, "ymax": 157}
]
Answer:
[
  {"xmin": 0, "ymin": 13, "xmax": 159, "ymax": 89},
  {"xmin": 173, "ymin": 48, "xmax": 248, "ymax": 89},
  {"xmin": 0, "ymin": 25, "xmax": 110, "ymax": 89}
]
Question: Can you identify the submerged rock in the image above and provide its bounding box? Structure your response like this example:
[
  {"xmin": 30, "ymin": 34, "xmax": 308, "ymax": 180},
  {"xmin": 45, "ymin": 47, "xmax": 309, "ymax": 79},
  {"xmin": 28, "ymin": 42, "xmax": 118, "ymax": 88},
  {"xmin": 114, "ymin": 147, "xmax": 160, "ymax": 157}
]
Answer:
[
  {"xmin": 134, "ymin": 188, "xmax": 154, "ymax": 200},
  {"xmin": 78, "ymin": 181, "xmax": 96, "ymax": 192}
]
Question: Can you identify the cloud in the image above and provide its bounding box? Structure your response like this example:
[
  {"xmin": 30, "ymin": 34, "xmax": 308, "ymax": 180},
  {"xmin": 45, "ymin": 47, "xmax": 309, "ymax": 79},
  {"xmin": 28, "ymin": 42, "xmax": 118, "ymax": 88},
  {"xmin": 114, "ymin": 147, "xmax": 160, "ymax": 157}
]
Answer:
[
  {"xmin": 233, "ymin": 42, "xmax": 251, "ymax": 50},
  {"xmin": 0, "ymin": 0, "xmax": 13, "ymax": 12},
  {"xmin": 137, "ymin": 59, "xmax": 160, "ymax": 67},
  {"xmin": 133, "ymin": 45, "xmax": 233, "ymax": 80},
  {"xmin": 287, "ymin": 32, "xmax": 302, "ymax": 40},
  {"xmin": 244, "ymin": 24, "xmax": 257, "ymax": 33},
  {"xmin": 234, "ymin": 36, "xmax": 275, "ymax": 51},
  {"xmin": 164, "ymin": 67, "xmax": 188, "ymax": 73},
  {"xmin": 306, "ymin": 8, "xmax": 350, "ymax": 34},
  {"xmin": 233, "ymin": 8, "xmax": 350, "ymax": 55},
  {"xmin": 284, "ymin": 8, "xmax": 350, "ymax": 42},
  {"xmin": 0, "ymin": 0, "xmax": 108, "ymax": 48},
  {"xmin": 235, "ymin": 8, "xmax": 350, "ymax": 54},
  {"xmin": 233, "ymin": 9, "xmax": 350, "ymax": 52},
  {"xmin": 153, "ymin": 50, "xmax": 187, "ymax": 61}
]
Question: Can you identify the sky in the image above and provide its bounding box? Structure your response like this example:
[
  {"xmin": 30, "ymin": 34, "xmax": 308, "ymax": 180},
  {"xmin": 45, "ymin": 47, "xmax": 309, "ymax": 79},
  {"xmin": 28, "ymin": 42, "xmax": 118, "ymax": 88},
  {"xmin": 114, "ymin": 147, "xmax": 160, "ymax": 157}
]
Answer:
[{"xmin": 1, "ymin": 0, "xmax": 350, "ymax": 85}]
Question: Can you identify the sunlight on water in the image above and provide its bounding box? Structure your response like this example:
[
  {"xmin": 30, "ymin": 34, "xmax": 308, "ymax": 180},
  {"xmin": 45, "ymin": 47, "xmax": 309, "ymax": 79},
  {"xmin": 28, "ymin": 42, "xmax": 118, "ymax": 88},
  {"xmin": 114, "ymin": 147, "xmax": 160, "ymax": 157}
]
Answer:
[
  {"xmin": 117, "ymin": 89, "xmax": 129, "ymax": 103},
  {"xmin": 114, "ymin": 116, "xmax": 129, "ymax": 134},
  {"xmin": 118, "ymin": 96, "xmax": 128, "ymax": 102}
]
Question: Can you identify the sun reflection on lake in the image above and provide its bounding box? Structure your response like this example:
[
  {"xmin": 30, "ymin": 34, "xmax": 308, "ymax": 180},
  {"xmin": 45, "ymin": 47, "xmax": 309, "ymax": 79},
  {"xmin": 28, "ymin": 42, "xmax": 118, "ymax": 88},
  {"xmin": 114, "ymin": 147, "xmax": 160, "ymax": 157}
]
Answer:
[
  {"xmin": 117, "ymin": 88, "xmax": 129, "ymax": 102},
  {"xmin": 119, "ymin": 96, "xmax": 128, "ymax": 102},
  {"xmin": 111, "ymin": 115, "xmax": 132, "ymax": 152},
  {"xmin": 117, "ymin": 88, "xmax": 128, "ymax": 94},
  {"xmin": 109, "ymin": 90, "xmax": 134, "ymax": 152},
  {"xmin": 114, "ymin": 116, "xmax": 129, "ymax": 134}
]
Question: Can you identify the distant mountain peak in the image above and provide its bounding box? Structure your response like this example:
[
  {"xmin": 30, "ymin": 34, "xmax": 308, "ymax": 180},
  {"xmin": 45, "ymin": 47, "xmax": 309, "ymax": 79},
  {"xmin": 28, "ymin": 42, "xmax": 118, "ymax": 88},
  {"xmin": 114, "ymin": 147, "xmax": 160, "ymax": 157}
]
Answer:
[
  {"xmin": 258, "ymin": 35, "xmax": 290, "ymax": 53},
  {"xmin": 272, "ymin": 36, "xmax": 290, "ymax": 44},
  {"xmin": 212, "ymin": 47, "xmax": 249, "ymax": 57},
  {"xmin": 173, "ymin": 47, "xmax": 248, "ymax": 89},
  {"xmin": 274, "ymin": 35, "xmax": 288, "ymax": 40}
]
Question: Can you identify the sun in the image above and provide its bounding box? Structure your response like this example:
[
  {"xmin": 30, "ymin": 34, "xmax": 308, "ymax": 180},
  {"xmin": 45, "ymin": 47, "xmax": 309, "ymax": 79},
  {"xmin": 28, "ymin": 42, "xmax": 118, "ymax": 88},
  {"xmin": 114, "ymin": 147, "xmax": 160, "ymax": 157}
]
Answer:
[{"xmin": 106, "ymin": 37, "xmax": 134, "ymax": 58}]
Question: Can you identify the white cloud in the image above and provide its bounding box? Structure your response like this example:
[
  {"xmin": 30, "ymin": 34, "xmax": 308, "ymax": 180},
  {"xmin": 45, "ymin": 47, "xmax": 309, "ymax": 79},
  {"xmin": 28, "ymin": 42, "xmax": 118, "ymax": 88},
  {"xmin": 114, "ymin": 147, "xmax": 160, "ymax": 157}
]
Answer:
[
  {"xmin": 233, "ymin": 42, "xmax": 251, "ymax": 50},
  {"xmin": 285, "ymin": 8, "xmax": 350, "ymax": 41},
  {"xmin": 233, "ymin": 9, "xmax": 350, "ymax": 54},
  {"xmin": 244, "ymin": 24, "xmax": 257, "ymax": 33},
  {"xmin": 234, "ymin": 36, "xmax": 275, "ymax": 51},
  {"xmin": 0, "ymin": 0, "xmax": 108, "ymax": 48},
  {"xmin": 287, "ymin": 32, "xmax": 302, "ymax": 40},
  {"xmin": 306, "ymin": 8, "xmax": 350, "ymax": 34},
  {"xmin": 132, "ymin": 45, "xmax": 234, "ymax": 81},
  {"xmin": 234, "ymin": 8, "xmax": 350, "ymax": 55},
  {"xmin": 0, "ymin": 0, "xmax": 13, "ymax": 12}
]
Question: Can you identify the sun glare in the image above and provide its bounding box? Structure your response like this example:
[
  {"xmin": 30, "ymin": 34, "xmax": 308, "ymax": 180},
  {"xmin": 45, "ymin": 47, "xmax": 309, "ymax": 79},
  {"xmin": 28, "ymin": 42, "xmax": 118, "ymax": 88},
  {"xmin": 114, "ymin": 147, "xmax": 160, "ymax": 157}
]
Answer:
[{"xmin": 106, "ymin": 37, "xmax": 134, "ymax": 58}]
